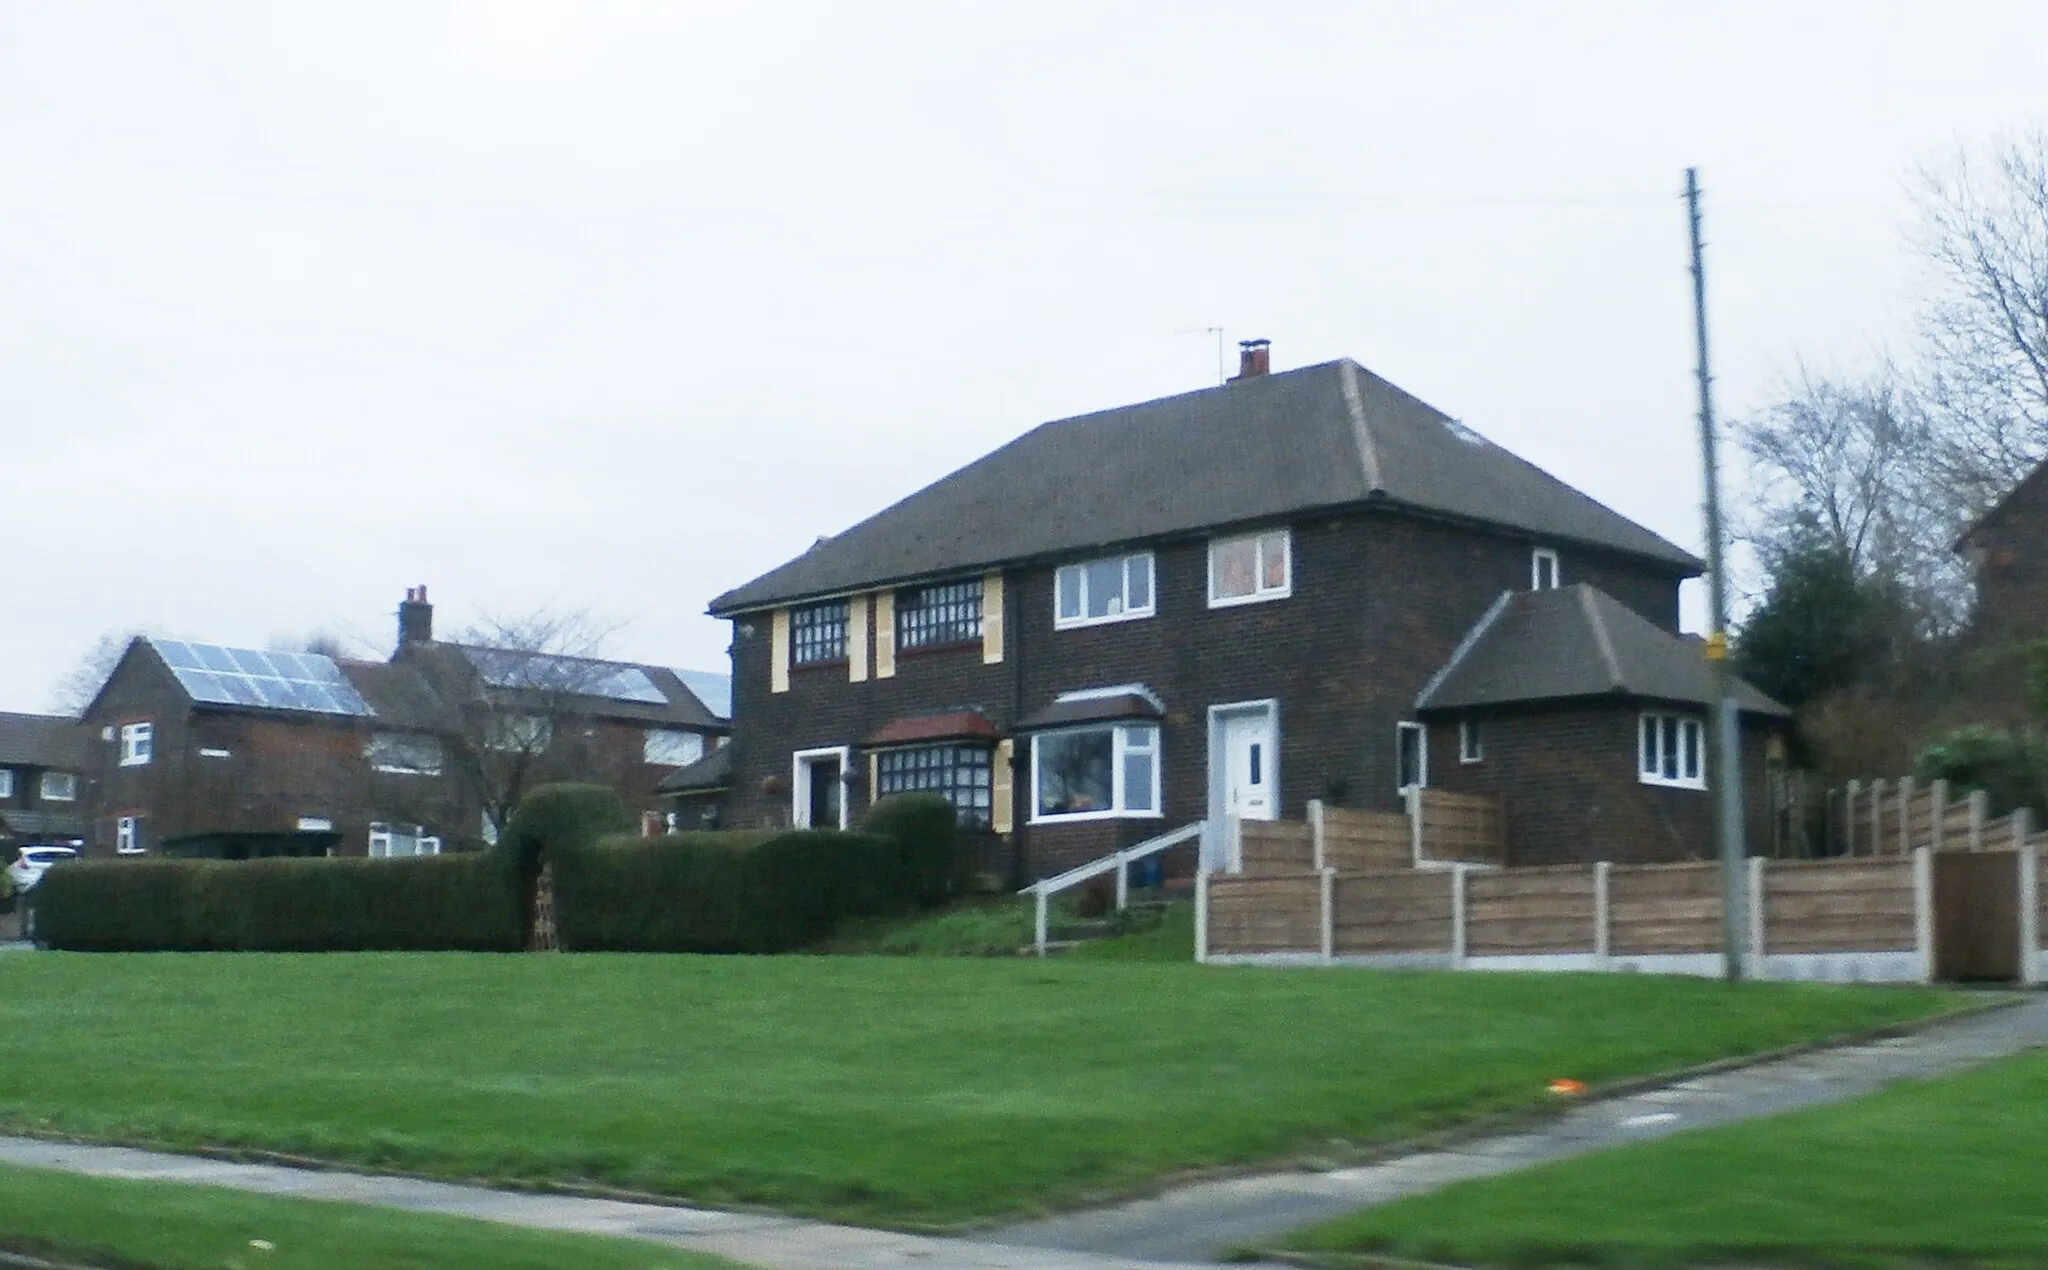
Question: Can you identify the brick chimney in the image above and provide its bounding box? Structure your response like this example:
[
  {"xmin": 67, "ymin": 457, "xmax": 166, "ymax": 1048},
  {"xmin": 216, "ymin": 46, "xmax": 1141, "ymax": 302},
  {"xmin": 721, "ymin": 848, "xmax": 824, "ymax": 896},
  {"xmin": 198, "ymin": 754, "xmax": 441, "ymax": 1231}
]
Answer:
[
  {"xmin": 1231, "ymin": 338, "xmax": 1271, "ymax": 381},
  {"xmin": 398, "ymin": 585, "xmax": 433, "ymax": 650}
]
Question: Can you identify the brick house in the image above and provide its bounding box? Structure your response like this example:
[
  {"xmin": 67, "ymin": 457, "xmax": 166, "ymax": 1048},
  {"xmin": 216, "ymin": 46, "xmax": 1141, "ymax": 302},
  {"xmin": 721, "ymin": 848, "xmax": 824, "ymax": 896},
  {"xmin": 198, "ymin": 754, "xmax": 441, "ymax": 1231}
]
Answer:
[
  {"xmin": 1957, "ymin": 460, "xmax": 2048, "ymax": 718},
  {"xmin": 0, "ymin": 713, "xmax": 90, "ymax": 849},
  {"xmin": 79, "ymin": 589, "xmax": 729, "ymax": 857},
  {"xmin": 706, "ymin": 343, "xmax": 1784, "ymax": 882}
]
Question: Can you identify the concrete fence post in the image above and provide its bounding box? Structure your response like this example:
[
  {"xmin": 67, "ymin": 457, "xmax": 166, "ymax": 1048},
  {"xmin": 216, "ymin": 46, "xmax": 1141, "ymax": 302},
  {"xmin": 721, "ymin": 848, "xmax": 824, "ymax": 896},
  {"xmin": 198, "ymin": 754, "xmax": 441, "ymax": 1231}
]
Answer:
[
  {"xmin": 1898, "ymin": 776, "xmax": 1916, "ymax": 856},
  {"xmin": 1931, "ymin": 779, "xmax": 1951, "ymax": 853},
  {"xmin": 1867, "ymin": 778, "xmax": 1885, "ymax": 857},
  {"xmin": 1407, "ymin": 786, "xmax": 1424, "ymax": 867},
  {"xmin": 1319, "ymin": 867, "xmax": 1335, "ymax": 966},
  {"xmin": 1748, "ymin": 855, "xmax": 1767, "ymax": 974},
  {"xmin": 1969, "ymin": 790, "xmax": 1990, "ymax": 853},
  {"xmin": 1593, "ymin": 860, "xmax": 1612, "ymax": 968},
  {"xmin": 1450, "ymin": 864, "xmax": 1469, "ymax": 968},
  {"xmin": 1194, "ymin": 870, "xmax": 1211, "ymax": 965},
  {"xmin": 1225, "ymin": 814, "xmax": 1244, "ymax": 875},
  {"xmin": 1308, "ymin": 798, "xmax": 1327, "ymax": 872},
  {"xmin": 1913, "ymin": 846, "xmax": 1935, "ymax": 983},
  {"xmin": 2018, "ymin": 809, "xmax": 2039, "ymax": 987},
  {"xmin": 1845, "ymin": 779, "xmax": 1862, "ymax": 855}
]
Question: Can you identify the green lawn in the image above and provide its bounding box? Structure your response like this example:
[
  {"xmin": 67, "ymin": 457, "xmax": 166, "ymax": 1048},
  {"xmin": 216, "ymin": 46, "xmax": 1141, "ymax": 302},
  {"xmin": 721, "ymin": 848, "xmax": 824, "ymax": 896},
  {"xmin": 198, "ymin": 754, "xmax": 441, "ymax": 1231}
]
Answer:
[
  {"xmin": 0, "ymin": 1161, "xmax": 730, "ymax": 1270},
  {"xmin": 1287, "ymin": 1048, "xmax": 2048, "ymax": 1269},
  {"xmin": 0, "ymin": 955, "xmax": 1961, "ymax": 1229}
]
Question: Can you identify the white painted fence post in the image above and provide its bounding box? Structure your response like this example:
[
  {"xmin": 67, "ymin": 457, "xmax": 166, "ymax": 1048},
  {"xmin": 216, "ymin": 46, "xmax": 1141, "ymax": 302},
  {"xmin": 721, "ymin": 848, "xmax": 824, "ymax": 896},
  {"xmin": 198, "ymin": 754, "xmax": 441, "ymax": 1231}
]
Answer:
[
  {"xmin": 1319, "ymin": 867, "xmax": 1335, "ymax": 966},
  {"xmin": 1748, "ymin": 855, "xmax": 1767, "ymax": 976},
  {"xmin": 1194, "ymin": 870, "xmax": 1211, "ymax": 965},
  {"xmin": 1594, "ymin": 861, "xmax": 1612, "ymax": 969},
  {"xmin": 1115, "ymin": 850, "xmax": 1129, "ymax": 910},
  {"xmin": 2018, "ymin": 810, "xmax": 2039, "ymax": 987},
  {"xmin": 1034, "ymin": 887, "xmax": 1050, "ymax": 958},
  {"xmin": 1450, "ymin": 864, "xmax": 1469, "ymax": 968},
  {"xmin": 1914, "ymin": 846, "xmax": 1935, "ymax": 983},
  {"xmin": 1308, "ymin": 798, "xmax": 1326, "ymax": 871}
]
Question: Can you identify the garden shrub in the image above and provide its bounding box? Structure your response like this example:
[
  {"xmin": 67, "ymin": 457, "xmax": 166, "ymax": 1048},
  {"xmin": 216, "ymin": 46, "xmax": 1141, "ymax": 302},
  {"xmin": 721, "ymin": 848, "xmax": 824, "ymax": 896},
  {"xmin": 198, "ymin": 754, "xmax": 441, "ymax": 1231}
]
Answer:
[
  {"xmin": 1914, "ymin": 725, "xmax": 2048, "ymax": 818},
  {"xmin": 859, "ymin": 793, "xmax": 962, "ymax": 907},
  {"xmin": 554, "ymin": 827, "xmax": 939, "ymax": 952},
  {"xmin": 33, "ymin": 853, "xmax": 520, "ymax": 952}
]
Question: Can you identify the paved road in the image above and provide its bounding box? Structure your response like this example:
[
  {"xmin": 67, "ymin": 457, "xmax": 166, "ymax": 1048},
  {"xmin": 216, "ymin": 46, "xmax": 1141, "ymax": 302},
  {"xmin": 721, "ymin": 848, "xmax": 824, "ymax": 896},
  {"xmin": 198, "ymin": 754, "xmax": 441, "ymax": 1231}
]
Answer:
[{"xmin": 1, "ymin": 996, "xmax": 2043, "ymax": 1268}]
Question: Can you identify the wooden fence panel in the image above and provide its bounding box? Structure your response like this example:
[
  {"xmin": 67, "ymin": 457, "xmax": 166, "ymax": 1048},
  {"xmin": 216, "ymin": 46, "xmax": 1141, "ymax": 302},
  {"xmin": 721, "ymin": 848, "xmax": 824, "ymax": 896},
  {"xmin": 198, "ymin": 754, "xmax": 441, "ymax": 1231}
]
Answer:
[
  {"xmin": 1319, "ymin": 807, "xmax": 1410, "ymax": 872},
  {"xmin": 1415, "ymin": 789, "xmax": 1507, "ymax": 866},
  {"xmin": 1940, "ymin": 797, "xmax": 1977, "ymax": 851},
  {"xmin": 1207, "ymin": 873, "xmax": 1322, "ymax": 953},
  {"xmin": 1762, "ymin": 857, "xmax": 1916, "ymax": 952},
  {"xmin": 1609, "ymin": 862, "xmax": 1722, "ymax": 954},
  {"xmin": 1238, "ymin": 820, "xmax": 1315, "ymax": 875},
  {"xmin": 1905, "ymin": 785, "xmax": 1941, "ymax": 852},
  {"xmin": 1333, "ymin": 870, "xmax": 1453, "ymax": 954},
  {"xmin": 1466, "ymin": 866, "xmax": 1597, "ymax": 955}
]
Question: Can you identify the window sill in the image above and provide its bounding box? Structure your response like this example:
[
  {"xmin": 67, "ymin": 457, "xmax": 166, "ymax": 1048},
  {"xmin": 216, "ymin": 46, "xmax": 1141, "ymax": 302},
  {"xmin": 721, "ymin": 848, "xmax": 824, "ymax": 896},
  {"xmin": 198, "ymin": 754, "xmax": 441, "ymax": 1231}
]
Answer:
[
  {"xmin": 116, "ymin": 847, "xmax": 146, "ymax": 856},
  {"xmin": 1028, "ymin": 810, "xmax": 1165, "ymax": 826},
  {"xmin": 371, "ymin": 767, "xmax": 442, "ymax": 777},
  {"xmin": 1207, "ymin": 588, "xmax": 1291, "ymax": 610},
  {"xmin": 790, "ymin": 659, "xmax": 851, "ymax": 674},
  {"xmin": 117, "ymin": 759, "xmax": 152, "ymax": 768},
  {"xmin": 897, "ymin": 640, "xmax": 982, "ymax": 658},
  {"xmin": 1054, "ymin": 609, "xmax": 1156, "ymax": 631},
  {"xmin": 1639, "ymin": 775, "xmax": 1707, "ymax": 791}
]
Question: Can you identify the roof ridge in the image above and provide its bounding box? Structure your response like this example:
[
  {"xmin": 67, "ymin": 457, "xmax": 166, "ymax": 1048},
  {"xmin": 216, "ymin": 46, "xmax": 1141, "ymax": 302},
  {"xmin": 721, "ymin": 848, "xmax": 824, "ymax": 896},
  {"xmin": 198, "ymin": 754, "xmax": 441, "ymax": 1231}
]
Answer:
[
  {"xmin": 1415, "ymin": 590, "xmax": 1514, "ymax": 710},
  {"xmin": 1339, "ymin": 360, "xmax": 1384, "ymax": 493},
  {"xmin": 1576, "ymin": 584, "xmax": 1625, "ymax": 689}
]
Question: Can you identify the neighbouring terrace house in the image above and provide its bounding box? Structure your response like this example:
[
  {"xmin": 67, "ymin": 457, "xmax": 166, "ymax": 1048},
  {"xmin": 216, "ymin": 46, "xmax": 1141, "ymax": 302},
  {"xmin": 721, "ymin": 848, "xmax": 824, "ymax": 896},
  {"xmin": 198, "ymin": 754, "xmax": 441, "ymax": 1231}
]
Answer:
[
  {"xmin": 0, "ymin": 712, "xmax": 90, "ymax": 849},
  {"xmin": 79, "ymin": 588, "xmax": 730, "ymax": 857},
  {"xmin": 706, "ymin": 341, "xmax": 1787, "ymax": 884},
  {"xmin": 1957, "ymin": 456, "xmax": 2048, "ymax": 721}
]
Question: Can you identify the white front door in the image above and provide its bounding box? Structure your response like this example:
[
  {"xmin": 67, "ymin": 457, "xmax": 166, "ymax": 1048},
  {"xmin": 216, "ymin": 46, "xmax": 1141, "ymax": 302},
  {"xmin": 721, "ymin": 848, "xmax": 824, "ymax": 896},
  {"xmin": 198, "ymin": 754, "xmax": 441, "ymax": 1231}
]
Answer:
[{"xmin": 1220, "ymin": 711, "xmax": 1276, "ymax": 821}]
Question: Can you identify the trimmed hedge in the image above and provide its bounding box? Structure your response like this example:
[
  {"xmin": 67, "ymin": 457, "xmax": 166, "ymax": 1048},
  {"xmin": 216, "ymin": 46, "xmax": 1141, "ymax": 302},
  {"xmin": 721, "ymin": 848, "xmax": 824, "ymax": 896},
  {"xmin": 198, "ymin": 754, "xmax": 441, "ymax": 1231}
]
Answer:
[
  {"xmin": 35, "ymin": 853, "xmax": 519, "ymax": 953},
  {"xmin": 859, "ymin": 793, "xmax": 962, "ymax": 908}
]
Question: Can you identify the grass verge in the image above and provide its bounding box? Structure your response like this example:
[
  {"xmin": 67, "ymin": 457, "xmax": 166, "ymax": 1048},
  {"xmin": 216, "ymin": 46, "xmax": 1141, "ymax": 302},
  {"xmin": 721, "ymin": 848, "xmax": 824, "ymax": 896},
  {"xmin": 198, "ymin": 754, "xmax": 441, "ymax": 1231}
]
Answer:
[
  {"xmin": 1285, "ymin": 1046, "xmax": 2048, "ymax": 1270},
  {"xmin": 0, "ymin": 955, "xmax": 1963, "ymax": 1230},
  {"xmin": 0, "ymin": 1161, "xmax": 732, "ymax": 1270}
]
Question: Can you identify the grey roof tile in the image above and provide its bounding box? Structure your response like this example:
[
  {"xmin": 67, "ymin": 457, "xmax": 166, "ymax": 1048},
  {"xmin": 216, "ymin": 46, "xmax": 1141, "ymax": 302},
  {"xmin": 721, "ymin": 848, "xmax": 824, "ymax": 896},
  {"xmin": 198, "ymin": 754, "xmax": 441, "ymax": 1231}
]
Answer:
[
  {"xmin": 1417, "ymin": 584, "xmax": 1787, "ymax": 716},
  {"xmin": 711, "ymin": 360, "xmax": 1700, "ymax": 613}
]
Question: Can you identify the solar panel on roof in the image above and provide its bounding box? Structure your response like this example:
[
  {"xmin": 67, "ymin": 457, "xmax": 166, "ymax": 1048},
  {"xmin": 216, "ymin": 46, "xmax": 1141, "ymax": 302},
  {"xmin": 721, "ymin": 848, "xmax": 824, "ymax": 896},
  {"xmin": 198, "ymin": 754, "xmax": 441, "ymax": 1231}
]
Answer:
[
  {"xmin": 148, "ymin": 639, "xmax": 374, "ymax": 717},
  {"xmin": 461, "ymin": 648, "xmax": 669, "ymax": 705}
]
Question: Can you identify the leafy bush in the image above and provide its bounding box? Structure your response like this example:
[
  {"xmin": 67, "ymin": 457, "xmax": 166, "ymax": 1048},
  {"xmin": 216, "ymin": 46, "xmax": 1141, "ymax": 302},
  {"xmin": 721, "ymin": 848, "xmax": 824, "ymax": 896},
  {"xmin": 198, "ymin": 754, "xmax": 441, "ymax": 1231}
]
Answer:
[
  {"xmin": 34, "ymin": 854, "xmax": 519, "ymax": 952},
  {"xmin": 858, "ymin": 794, "xmax": 962, "ymax": 907},
  {"xmin": 1915, "ymin": 725, "xmax": 2048, "ymax": 818},
  {"xmin": 554, "ymin": 828, "xmax": 947, "ymax": 953}
]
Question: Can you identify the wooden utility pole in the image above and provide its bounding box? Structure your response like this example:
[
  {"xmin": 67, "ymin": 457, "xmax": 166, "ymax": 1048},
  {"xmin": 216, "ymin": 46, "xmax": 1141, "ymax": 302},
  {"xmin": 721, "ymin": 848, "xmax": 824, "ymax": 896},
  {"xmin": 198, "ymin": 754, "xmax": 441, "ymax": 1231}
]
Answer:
[{"xmin": 1687, "ymin": 167, "xmax": 1748, "ymax": 983}]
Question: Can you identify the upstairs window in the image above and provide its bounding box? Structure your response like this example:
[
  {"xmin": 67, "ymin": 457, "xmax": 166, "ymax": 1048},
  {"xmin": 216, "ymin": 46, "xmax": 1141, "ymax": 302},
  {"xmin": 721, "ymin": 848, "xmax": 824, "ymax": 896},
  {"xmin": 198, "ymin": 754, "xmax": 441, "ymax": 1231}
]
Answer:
[
  {"xmin": 1209, "ymin": 529, "xmax": 1291, "ymax": 606},
  {"xmin": 791, "ymin": 599, "xmax": 850, "ymax": 666},
  {"xmin": 1640, "ymin": 713, "xmax": 1705, "ymax": 789},
  {"xmin": 876, "ymin": 743, "xmax": 994, "ymax": 829},
  {"xmin": 1032, "ymin": 724, "xmax": 1159, "ymax": 821},
  {"xmin": 366, "ymin": 733, "xmax": 444, "ymax": 775},
  {"xmin": 645, "ymin": 729, "xmax": 706, "ymax": 767},
  {"xmin": 1459, "ymin": 720, "xmax": 1483, "ymax": 764},
  {"xmin": 1531, "ymin": 547, "xmax": 1560, "ymax": 590},
  {"xmin": 485, "ymin": 714, "xmax": 551, "ymax": 753},
  {"xmin": 897, "ymin": 579, "xmax": 983, "ymax": 650},
  {"xmin": 40, "ymin": 772, "xmax": 78, "ymax": 802},
  {"xmin": 1055, "ymin": 553, "xmax": 1156, "ymax": 628},
  {"xmin": 369, "ymin": 823, "xmax": 442, "ymax": 858},
  {"xmin": 119, "ymin": 722, "xmax": 154, "ymax": 766}
]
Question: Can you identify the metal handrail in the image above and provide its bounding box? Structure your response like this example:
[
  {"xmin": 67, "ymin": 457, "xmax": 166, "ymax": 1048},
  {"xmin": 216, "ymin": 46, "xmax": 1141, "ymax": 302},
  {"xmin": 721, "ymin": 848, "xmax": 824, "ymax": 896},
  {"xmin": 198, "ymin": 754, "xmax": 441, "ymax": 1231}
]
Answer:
[{"xmin": 1020, "ymin": 821, "xmax": 1205, "ymax": 956}]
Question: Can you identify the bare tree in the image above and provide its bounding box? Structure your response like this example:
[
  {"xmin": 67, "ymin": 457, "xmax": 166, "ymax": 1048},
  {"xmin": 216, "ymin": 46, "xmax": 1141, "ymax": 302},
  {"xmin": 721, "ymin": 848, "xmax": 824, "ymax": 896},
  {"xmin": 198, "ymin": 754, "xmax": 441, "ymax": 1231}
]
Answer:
[
  {"xmin": 47, "ymin": 631, "xmax": 145, "ymax": 716},
  {"xmin": 413, "ymin": 607, "xmax": 639, "ymax": 843},
  {"xmin": 1911, "ymin": 129, "xmax": 2048, "ymax": 517}
]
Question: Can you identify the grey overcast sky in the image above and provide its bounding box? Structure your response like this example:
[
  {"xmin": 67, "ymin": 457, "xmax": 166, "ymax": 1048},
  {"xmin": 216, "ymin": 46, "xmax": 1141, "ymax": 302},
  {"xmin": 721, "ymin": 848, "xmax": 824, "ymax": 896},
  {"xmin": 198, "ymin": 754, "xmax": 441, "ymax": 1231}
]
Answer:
[{"xmin": 5, "ymin": 1, "xmax": 2045, "ymax": 711}]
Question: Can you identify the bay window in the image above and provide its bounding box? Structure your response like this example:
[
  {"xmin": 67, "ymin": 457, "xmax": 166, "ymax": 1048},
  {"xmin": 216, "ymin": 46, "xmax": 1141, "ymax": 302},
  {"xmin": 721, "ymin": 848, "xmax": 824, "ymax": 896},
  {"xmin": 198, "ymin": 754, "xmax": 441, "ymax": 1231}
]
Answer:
[
  {"xmin": 875, "ymin": 743, "xmax": 993, "ymax": 828},
  {"xmin": 1032, "ymin": 723, "xmax": 1160, "ymax": 821}
]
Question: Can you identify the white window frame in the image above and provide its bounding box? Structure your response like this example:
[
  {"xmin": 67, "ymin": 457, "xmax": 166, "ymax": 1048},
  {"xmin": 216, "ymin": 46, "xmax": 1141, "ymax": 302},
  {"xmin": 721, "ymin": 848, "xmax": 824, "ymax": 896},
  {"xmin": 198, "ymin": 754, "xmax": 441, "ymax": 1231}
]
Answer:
[
  {"xmin": 1207, "ymin": 529, "xmax": 1293, "ymax": 608},
  {"xmin": 198, "ymin": 747, "xmax": 233, "ymax": 759},
  {"xmin": 119, "ymin": 722, "xmax": 153, "ymax": 766},
  {"xmin": 1054, "ymin": 551, "xmax": 1157, "ymax": 629},
  {"xmin": 1397, "ymin": 721, "xmax": 1428, "ymax": 792},
  {"xmin": 644, "ymin": 728, "xmax": 707, "ymax": 768},
  {"xmin": 115, "ymin": 816, "xmax": 142, "ymax": 854},
  {"xmin": 39, "ymin": 771, "xmax": 78, "ymax": 801},
  {"xmin": 1531, "ymin": 547, "xmax": 1560, "ymax": 591},
  {"xmin": 295, "ymin": 817, "xmax": 333, "ymax": 832},
  {"xmin": 1028, "ymin": 723, "xmax": 1163, "ymax": 824},
  {"xmin": 0, "ymin": 770, "xmax": 12, "ymax": 799},
  {"xmin": 1639, "ymin": 712, "xmax": 1707, "ymax": 790},
  {"xmin": 368, "ymin": 822, "xmax": 442, "ymax": 858},
  {"xmin": 1458, "ymin": 720, "xmax": 1483, "ymax": 764},
  {"xmin": 366, "ymin": 733, "xmax": 444, "ymax": 776},
  {"xmin": 485, "ymin": 714, "xmax": 551, "ymax": 753},
  {"xmin": 792, "ymin": 744, "xmax": 853, "ymax": 830}
]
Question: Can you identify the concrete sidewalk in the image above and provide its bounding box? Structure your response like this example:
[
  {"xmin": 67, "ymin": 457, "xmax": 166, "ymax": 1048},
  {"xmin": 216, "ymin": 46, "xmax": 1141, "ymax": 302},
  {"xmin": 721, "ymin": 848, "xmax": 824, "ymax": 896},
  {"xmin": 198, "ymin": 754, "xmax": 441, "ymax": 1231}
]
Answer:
[{"xmin": 2, "ymin": 996, "xmax": 2043, "ymax": 1268}]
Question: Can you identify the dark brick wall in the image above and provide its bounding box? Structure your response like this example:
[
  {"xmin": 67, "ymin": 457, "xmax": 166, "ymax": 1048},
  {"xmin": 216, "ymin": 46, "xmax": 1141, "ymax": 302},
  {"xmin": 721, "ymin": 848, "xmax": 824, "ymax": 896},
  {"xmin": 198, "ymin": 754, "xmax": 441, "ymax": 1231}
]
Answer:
[
  {"xmin": 0, "ymin": 762, "xmax": 87, "ymax": 839},
  {"xmin": 1426, "ymin": 702, "xmax": 1779, "ymax": 865},
  {"xmin": 722, "ymin": 504, "xmax": 1689, "ymax": 880},
  {"xmin": 1970, "ymin": 467, "xmax": 2048, "ymax": 646}
]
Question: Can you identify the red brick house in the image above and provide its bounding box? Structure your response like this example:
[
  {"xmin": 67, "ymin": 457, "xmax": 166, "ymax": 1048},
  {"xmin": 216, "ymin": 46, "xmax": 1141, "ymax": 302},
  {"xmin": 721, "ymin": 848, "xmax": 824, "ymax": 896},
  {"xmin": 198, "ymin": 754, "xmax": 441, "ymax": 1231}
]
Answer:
[
  {"xmin": 79, "ymin": 590, "xmax": 729, "ymax": 857},
  {"xmin": 705, "ymin": 344, "xmax": 1783, "ymax": 882},
  {"xmin": 0, "ymin": 713, "xmax": 90, "ymax": 850},
  {"xmin": 1957, "ymin": 460, "xmax": 2048, "ymax": 718}
]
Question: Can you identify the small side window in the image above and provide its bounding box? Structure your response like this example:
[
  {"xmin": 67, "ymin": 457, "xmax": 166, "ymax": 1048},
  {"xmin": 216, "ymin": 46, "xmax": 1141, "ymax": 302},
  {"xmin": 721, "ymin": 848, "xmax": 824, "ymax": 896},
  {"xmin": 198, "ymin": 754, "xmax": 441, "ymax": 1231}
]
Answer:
[
  {"xmin": 1531, "ymin": 548, "xmax": 1560, "ymax": 591},
  {"xmin": 1459, "ymin": 720, "xmax": 1483, "ymax": 764}
]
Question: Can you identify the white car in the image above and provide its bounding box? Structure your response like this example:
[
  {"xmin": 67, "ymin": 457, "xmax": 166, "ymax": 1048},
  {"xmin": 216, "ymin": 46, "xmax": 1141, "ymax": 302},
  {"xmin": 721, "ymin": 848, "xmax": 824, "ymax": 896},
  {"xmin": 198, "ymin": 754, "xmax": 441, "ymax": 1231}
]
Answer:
[{"xmin": 6, "ymin": 844, "xmax": 79, "ymax": 895}]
